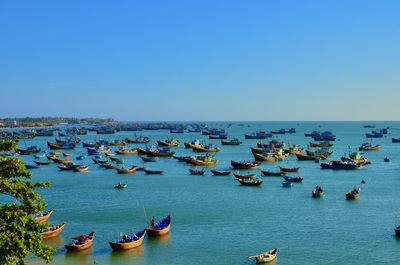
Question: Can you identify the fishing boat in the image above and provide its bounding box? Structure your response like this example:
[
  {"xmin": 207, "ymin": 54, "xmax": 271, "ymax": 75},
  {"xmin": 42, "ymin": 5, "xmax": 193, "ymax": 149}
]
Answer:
[
  {"xmin": 58, "ymin": 163, "xmax": 80, "ymax": 171},
  {"xmin": 321, "ymin": 160, "xmax": 363, "ymax": 170},
  {"xmin": 188, "ymin": 155, "xmax": 218, "ymax": 166},
  {"xmin": 346, "ymin": 188, "xmax": 360, "ymax": 200},
  {"xmin": 221, "ymin": 138, "xmax": 242, "ymax": 146},
  {"xmin": 76, "ymin": 155, "xmax": 87, "ymax": 160},
  {"xmin": 236, "ymin": 177, "xmax": 263, "ymax": 186},
  {"xmin": 312, "ymin": 186, "xmax": 324, "ymax": 198},
  {"xmin": 341, "ymin": 150, "xmax": 368, "ymax": 164},
  {"xmin": 271, "ymin": 129, "xmax": 286, "ymax": 134},
  {"xmin": 109, "ymin": 229, "xmax": 146, "ymax": 250},
  {"xmin": 395, "ymin": 226, "xmax": 400, "ymax": 237},
  {"xmin": 260, "ymin": 170, "xmax": 286, "ymax": 176},
  {"xmin": 146, "ymin": 147, "xmax": 175, "ymax": 157},
  {"xmin": 141, "ymin": 156, "xmax": 156, "ymax": 162},
  {"xmin": 234, "ymin": 173, "xmax": 257, "ymax": 179},
  {"xmin": 114, "ymin": 182, "xmax": 128, "ymax": 189},
  {"xmin": 110, "ymin": 156, "xmax": 124, "ymax": 163},
  {"xmin": 309, "ymin": 141, "xmax": 333, "ymax": 148},
  {"xmin": 40, "ymin": 223, "xmax": 66, "ymax": 239},
  {"xmin": 366, "ymin": 131, "xmax": 383, "ymax": 138},
  {"xmin": 146, "ymin": 215, "xmax": 171, "ymax": 236},
  {"xmin": 109, "ymin": 140, "xmax": 127, "ymax": 147},
  {"xmin": 35, "ymin": 209, "xmax": 54, "ymax": 223},
  {"xmin": 65, "ymin": 232, "xmax": 95, "ymax": 251},
  {"xmin": 26, "ymin": 164, "xmax": 41, "ymax": 169},
  {"xmin": 34, "ymin": 160, "xmax": 52, "ymax": 166},
  {"xmin": 184, "ymin": 140, "xmax": 202, "ymax": 149},
  {"xmin": 209, "ymin": 134, "xmax": 228, "ymax": 140},
  {"xmin": 358, "ymin": 143, "xmax": 380, "ymax": 151},
  {"xmin": 231, "ymin": 160, "xmax": 260, "ymax": 169},
  {"xmin": 210, "ymin": 169, "xmax": 232, "ymax": 176},
  {"xmin": 144, "ymin": 169, "xmax": 164, "ymax": 175},
  {"xmin": 105, "ymin": 152, "xmax": 116, "ymax": 157},
  {"xmin": 82, "ymin": 142, "xmax": 96, "ymax": 148},
  {"xmin": 295, "ymin": 152, "xmax": 331, "ymax": 161},
  {"xmin": 192, "ymin": 144, "xmax": 220, "ymax": 153},
  {"xmin": 157, "ymin": 139, "xmax": 180, "ymax": 147},
  {"xmin": 189, "ymin": 169, "xmax": 205, "ymax": 175},
  {"xmin": 73, "ymin": 165, "xmax": 90, "ymax": 172},
  {"xmin": 257, "ymin": 140, "xmax": 285, "ymax": 149},
  {"xmin": 115, "ymin": 148, "xmax": 138, "ymax": 155},
  {"xmin": 63, "ymin": 152, "xmax": 72, "ymax": 157},
  {"xmin": 16, "ymin": 145, "xmax": 41, "ymax": 155},
  {"xmin": 92, "ymin": 158, "xmax": 108, "ymax": 164},
  {"xmin": 253, "ymin": 153, "xmax": 279, "ymax": 162},
  {"xmin": 249, "ymin": 248, "xmax": 278, "ymax": 263},
  {"xmin": 392, "ymin": 138, "xmax": 400, "ymax": 143},
  {"xmin": 282, "ymin": 176, "xmax": 303, "ymax": 183},
  {"xmin": 244, "ymin": 131, "xmax": 272, "ymax": 139},
  {"xmin": 116, "ymin": 166, "xmax": 138, "ymax": 174},
  {"xmin": 279, "ymin": 166, "xmax": 300, "ymax": 172},
  {"xmin": 136, "ymin": 147, "xmax": 147, "ymax": 155},
  {"xmin": 47, "ymin": 156, "xmax": 72, "ymax": 164},
  {"xmin": 283, "ymin": 145, "xmax": 304, "ymax": 155},
  {"xmin": 312, "ymin": 131, "xmax": 336, "ymax": 141},
  {"xmin": 47, "ymin": 141, "xmax": 75, "ymax": 150},
  {"xmin": 103, "ymin": 163, "xmax": 119, "ymax": 169},
  {"xmin": 173, "ymin": 155, "xmax": 192, "ymax": 162}
]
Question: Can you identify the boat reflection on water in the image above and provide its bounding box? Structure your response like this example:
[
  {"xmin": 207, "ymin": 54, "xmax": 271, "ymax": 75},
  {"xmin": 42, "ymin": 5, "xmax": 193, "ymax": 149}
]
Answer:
[
  {"xmin": 43, "ymin": 235, "xmax": 64, "ymax": 248},
  {"xmin": 147, "ymin": 234, "xmax": 171, "ymax": 245},
  {"xmin": 109, "ymin": 246, "xmax": 144, "ymax": 262},
  {"xmin": 64, "ymin": 247, "xmax": 93, "ymax": 265}
]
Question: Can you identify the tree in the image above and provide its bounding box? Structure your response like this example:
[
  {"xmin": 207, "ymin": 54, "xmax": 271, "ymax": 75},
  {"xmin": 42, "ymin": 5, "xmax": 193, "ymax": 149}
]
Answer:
[{"xmin": 0, "ymin": 140, "xmax": 55, "ymax": 265}]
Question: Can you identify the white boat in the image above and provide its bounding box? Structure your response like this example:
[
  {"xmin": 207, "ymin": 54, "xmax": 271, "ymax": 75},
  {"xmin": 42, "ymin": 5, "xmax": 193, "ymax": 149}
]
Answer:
[{"xmin": 250, "ymin": 248, "xmax": 278, "ymax": 263}]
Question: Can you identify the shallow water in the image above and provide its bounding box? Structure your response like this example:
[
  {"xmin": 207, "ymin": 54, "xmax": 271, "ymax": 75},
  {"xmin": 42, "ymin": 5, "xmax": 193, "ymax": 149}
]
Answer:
[{"xmin": 20, "ymin": 121, "xmax": 400, "ymax": 265}]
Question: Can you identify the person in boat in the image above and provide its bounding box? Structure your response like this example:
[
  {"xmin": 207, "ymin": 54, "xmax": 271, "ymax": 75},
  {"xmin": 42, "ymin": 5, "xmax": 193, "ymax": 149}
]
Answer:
[{"xmin": 150, "ymin": 216, "xmax": 155, "ymax": 229}]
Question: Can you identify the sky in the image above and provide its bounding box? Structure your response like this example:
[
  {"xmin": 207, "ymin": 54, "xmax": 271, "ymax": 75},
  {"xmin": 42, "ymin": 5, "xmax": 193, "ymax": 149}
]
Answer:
[{"xmin": 0, "ymin": 0, "xmax": 399, "ymax": 121}]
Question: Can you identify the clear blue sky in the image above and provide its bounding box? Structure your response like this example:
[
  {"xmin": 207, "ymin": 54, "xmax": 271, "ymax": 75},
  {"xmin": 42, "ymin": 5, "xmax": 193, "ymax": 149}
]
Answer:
[{"xmin": 1, "ymin": 0, "xmax": 399, "ymax": 121}]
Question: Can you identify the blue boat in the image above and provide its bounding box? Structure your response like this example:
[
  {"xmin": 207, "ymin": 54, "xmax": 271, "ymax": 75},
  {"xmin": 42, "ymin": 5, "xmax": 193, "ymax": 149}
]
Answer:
[
  {"xmin": 245, "ymin": 131, "xmax": 272, "ymax": 139},
  {"xmin": 282, "ymin": 176, "xmax": 303, "ymax": 183},
  {"xmin": 26, "ymin": 164, "xmax": 40, "ymax": 169},
  {"xmin": 141, "ymin": 156, "xmax": 156, "ymax": 162},
  {"xmin": 312, "ymin": 131, "xmax": 336, "ymax": 141},
  {"xmin": 366, "ymin": 131, "xmax": 383, "ymax": 138},
  {"xmin": 209, "ymin": 134, "xmax": 228, "ymax": 140},
  {"xmin": 320, "ymin": 160, "xmax": 362, "ymax": 170},
  {"xmin": 76, "ymin": 155, "xmax": 87, "ymax": 160}
]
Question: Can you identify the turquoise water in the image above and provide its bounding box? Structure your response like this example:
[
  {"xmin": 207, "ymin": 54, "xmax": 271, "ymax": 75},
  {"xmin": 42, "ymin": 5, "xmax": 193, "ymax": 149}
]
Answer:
[{"xmin": 22, "ymin": 121, "xmax": 400, "ymax": 265}]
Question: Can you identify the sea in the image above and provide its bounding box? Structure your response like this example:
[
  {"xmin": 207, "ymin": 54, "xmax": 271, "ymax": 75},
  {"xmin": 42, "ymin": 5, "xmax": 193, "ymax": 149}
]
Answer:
[{"xmin": 21, "ymin": 121, "xmax": 400, "ymax": 265}]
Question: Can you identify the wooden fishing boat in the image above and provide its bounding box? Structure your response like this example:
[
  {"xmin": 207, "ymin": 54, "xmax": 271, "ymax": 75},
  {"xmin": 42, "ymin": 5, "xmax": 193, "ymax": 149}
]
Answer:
[
  {"xmin": 48, "ymin": 156, "xmax": 72, "ymax": 164},
  {"xmin": 282, "ymin": 176, "xmax": 303, "ymax": 182},
  {"xmin": 109, "ymin": 230, "xmax": 146, "ymax": 250},
  {"xmin": 250, "ymin": 248, "xmax": 278, "ymax": 263},
  {"xmin": 115, "ymin": 148, "xmax": 138, "ymax": 155},
  {"xmin": 321, "ymin": 160, "xmax": 363, "ymax": 170},
  {"xmin": 189, "ymin": 169, "xmax": 205, "ymax": 175},
  {"xmin": 309, "ymin": 142, "xmax": 333, "ymax": 148},
  {"xmin": 125, "ymin": 136, "xmax": 150, "ymax": 144},
  {"xmin": 16, "ymin": 146, "xmax": 41, "ymax": 155},
  {"xmin": 41, "ymin": 223, "xmax": 66, "ymax": 239},
  {"xmin": 105, "ymin": 152, "xmax": 117, "ymax": 157},
  {"xmin": 116, "ymin": 166, "xmax": 138, "ymax": 174},
  {"xmin": 192, "ymin": 145, "xmax": 220, "ymax": 153},
  {"xmin": 279, "ymin": 166, "xmax": 300, "ymax": 172},
  {"xmin": 114, "ymin": 182, "xmax": 128, "ymax": 189},
  {"xmin": 346, "ymin": 188, "xmax": 360, "ymax": 200},
  {"xmin": 358, "ymin": 143, "xmax": 380, "ymax": 151},
  {"xmin": 146, "ymin": 149, "xmax": 175, "ymax": 157},
  {"xmin": 173, "ymin": 155, "xmax": 192, "ymax": 162},
  {"xmin": 73, "ymin": 165, "xmax": 90, "ymax": 172},
  {"xmin": 392, "ymin": 138, "xmax": 400, "ymax": 143},
  {"xmin": 221, "ymin": 139, "xmax": 242, "ymax": 146},
  {"xmin": 34, "ymin": 160, "xmax": 52, "ymax": 166},
  {"xmin": 312, "ymin": 186, "xmax": 324, "ymax": 198},
  {"xmin": 295, "ymin": 152, "xmax": 331, "ymax": 161},
  {"xmin": 58, "ymin": 163, "xmax": 80, "ymax": 171},
  {"xmin": 109, "ymin": 140, "xmax": 127, "ymax": 147},
  {"xmin": 47, "ymin": 141, "xmax": 75, "ymax": 150},
  {"xmin": 65, "ymin": 232, "xmax": 95, "ymax": 251},
  {"xmin": 237, "ymin": 177, "xmax": 263, "ymax": 186},
  {"xmin": 283, "ymin": 146, "xmax": 304, "ymax": 155},
  {"xmin": 92, "ymin": 158, "xmax": 108, "ymax": 164},
  {"xmin": 157, "ymin": 139, "xmax": 180, "ymax": 147},
  {"xmin": 261, "ymin": 170, "xmax": 286, "ymax": 176},
  {"xmin": 144, "ymin": 169, "xmax": 164, "ymax": 175},
  {"xmin": 35, "ymin": 209, "xmax": 54, "ymax": 223},
  {"xmin": 141, "ymin": 156, "xmax": 156, "ymax": 162},
  {"xmin": 253, "ymin": 153, "xmax": 279, "ymax": 162},
  {"xmin": 395, "ymin": 226, "xmax": 400, "ymax": 237},
  {"xmin": 234, "ymin": 173, "xmax": 256, "ymax": 179},
  {"xmin": 137, "ymin": 147, "xmax": 147, "ymax": 155},
  {"xmin": 110, "ymin": 156, "xmax": 124, "ymax": 163},
  {"xmin": 231, "ymin": 160, "xmax": 260, "ymax": 170},
  {"xmin": 210, "ymin": 169, "xmax": 232, "ymax": 176},
  {"xmin": 188, "ymin": 155, "xmax": 218, "ymax": 166},
  {"xmin": 63, "ymin": 153, "xmax": 72, "ymax": 157},
  {"xmin": 26, "ymin": 164, "xmax": 41, "ymax": 169},
  {"xmin": 146, "ymin": 215, "xmax": 171, "ymax": 236},
  {"xmin": 103, "ymin": 163, "xmax": 119, "ymax": 169}
]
